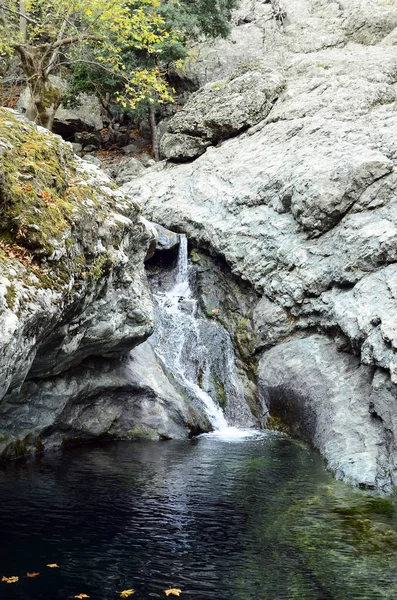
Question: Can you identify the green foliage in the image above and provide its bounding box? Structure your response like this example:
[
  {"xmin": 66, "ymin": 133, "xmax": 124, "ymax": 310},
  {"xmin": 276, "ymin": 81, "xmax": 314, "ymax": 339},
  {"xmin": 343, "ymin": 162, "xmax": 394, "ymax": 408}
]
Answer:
[
  {"xmin": 65, "ymin": 0, "xmax": 238, "ymax": 118},
  {"xmin": 0, "ymin": 0, "xmax": 180, "ymax": 122}
]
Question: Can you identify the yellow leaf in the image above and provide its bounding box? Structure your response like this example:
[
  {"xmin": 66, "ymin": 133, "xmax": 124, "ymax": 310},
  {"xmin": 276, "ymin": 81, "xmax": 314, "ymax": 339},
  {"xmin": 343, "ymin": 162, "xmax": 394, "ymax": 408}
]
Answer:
[
  {"xmin": 75, "ymin": 594, "xmax": 90, "ymax": 599},
  {"xmin": 120, "ymin": 590, "xmax": 135, "ymax": 598},
  {"xmin": 164, "ymin": 589, "xmax": 182, "ymax": 596},
  {"xmin": 26, "ymin": 572, "xmax": 40, "ymax": 578},
  {"xmin": 46, "ymin": 564, "xmax": 59, "ymax": 568},
  {"xmin": 2, "ymin": 576, "xmax": 19, "ymax": 583}
]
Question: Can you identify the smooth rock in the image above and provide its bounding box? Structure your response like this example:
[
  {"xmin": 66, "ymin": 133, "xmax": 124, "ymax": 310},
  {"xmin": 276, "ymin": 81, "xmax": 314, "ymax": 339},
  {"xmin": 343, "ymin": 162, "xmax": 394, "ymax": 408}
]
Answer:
[{"xmin": 258, "ymin": 335, "xmax": 392, "ymax": 490}]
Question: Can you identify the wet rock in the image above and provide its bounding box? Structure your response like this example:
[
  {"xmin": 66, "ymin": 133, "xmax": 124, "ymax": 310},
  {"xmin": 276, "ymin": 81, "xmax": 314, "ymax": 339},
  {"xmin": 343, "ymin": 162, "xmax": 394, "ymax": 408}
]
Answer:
[
  {"xmin": 0, "ymin": 342, "xmax": 209, "ymax": 455},
  {"xmin": 126, "ymin": 0, "xmax": 397, "ymax": 488},
  {"xmin": 258, "ymin": 335, "xmax": 392, "ymax": 490}
]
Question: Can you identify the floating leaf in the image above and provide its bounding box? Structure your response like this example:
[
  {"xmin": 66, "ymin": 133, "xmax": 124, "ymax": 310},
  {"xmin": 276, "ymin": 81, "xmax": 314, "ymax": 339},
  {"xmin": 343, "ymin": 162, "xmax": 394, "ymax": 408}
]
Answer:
[
  {"xmin": 164, "ymin": 589, "xmax": 182, "ymax": 596},
  {"xmin": 26, "ymin": 572, "xmax": 40, "ymax": 578},
  {"xmin": 120, "ymin": 590, "xmax": 135, "ymax": 598},
  {"xmin": 46, "ymin": 563, "xmax": 59, "ymax": 568},
  {"xmin": 2, "ymin": 576, "xmax": 19, "ymax": 583},
  {"xmin": 75, "ymin": 594, "xmax": 90, "ymax": 599}
]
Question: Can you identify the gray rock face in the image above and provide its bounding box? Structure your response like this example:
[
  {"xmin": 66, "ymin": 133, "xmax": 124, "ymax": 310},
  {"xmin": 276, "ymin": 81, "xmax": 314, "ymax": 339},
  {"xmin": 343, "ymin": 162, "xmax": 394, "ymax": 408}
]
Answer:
[
  {"xmin": 0, "ymin": 110, "xmax": 206, "ymax": 458},
  {"xmin": 122, "ymin": 0, "xmax": 397, "ymax": 488},
  {"xmin": 258, "ymin": 336, "xmax": 391, "ymax": 489},
  {"xmin": 161, "ymin": 69, "xmax": 285, "ymax": 160},
  {"xmin": 0, "ymin": 342, "xmax": 208, "ymax": 456}
]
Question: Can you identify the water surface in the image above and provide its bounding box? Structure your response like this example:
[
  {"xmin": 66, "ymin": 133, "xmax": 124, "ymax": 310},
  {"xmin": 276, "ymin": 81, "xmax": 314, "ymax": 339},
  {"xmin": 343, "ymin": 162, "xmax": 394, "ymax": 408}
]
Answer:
[{"xmin": 1, "ymin": 433, "xmax": 397, "ymax": 600}]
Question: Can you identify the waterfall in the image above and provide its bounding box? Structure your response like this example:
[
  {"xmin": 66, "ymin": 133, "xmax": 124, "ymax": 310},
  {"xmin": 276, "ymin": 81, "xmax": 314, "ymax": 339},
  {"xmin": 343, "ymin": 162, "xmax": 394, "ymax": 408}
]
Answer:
[{"xmin": 150, "ymin": 235, "xmax": 239, "ymax": 431}]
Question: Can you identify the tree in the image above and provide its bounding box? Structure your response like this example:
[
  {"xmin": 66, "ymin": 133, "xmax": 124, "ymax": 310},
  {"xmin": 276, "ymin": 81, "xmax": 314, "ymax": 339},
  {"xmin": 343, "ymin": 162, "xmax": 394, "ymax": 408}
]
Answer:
[
  {"xmin": 0, "ymin": 0, "xmax": 178, "ymax": 130},
  {"xmin": 64, "ymin": 0, "xmax": 238, "ymax": 158}
]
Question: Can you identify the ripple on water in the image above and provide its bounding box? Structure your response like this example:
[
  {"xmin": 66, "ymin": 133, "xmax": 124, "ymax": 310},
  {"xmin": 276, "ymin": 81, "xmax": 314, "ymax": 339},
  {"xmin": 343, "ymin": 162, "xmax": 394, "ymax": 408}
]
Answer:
[{"xmin": 0, "ymin": 436, "xmax": 397, "ymax": 600}]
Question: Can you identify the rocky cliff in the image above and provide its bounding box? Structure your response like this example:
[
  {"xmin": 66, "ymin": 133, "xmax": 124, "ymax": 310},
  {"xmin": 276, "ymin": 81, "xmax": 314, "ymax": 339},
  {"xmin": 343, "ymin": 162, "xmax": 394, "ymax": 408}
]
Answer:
[
  {"xmin": 0, "ymin": 108, "xmax": 202, "ymax": 458},
  {"xmin": 125, "ymin": 0, "xmax": 397, "ymax": 489}
]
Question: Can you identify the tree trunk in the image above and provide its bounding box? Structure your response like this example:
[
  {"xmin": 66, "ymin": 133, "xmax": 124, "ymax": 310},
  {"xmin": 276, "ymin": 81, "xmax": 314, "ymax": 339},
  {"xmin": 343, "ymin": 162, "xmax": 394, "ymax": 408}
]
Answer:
[
  {"xmin": 15, "ymin": 45, "xmax": 63, "ymax": 130},
  {"xmin": 148, "ymin": 103, "xmax": 160, "ymax": 161},
  {"xmin": 25, "ymin": 77, "xmax": 62, "ymax": 130},
  {"xmin": 19, "ymin": 0, "xmax": 27, "ymax": 41}
]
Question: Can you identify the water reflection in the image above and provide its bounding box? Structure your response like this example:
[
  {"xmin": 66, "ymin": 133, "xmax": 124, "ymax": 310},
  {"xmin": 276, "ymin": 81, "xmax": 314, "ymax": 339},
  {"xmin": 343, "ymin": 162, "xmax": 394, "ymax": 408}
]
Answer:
[{"xmin": 0, "ymin": 434, "xmax": 397, "ymax": 599}]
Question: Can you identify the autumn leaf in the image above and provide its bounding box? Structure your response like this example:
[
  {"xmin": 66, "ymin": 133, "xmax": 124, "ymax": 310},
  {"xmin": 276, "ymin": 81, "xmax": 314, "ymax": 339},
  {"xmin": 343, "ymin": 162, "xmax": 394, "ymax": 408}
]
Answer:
[
  {"xmin": 46, "ymin": 563, "xmax": 59, "ymax": 568},
  {"xmin": 120, "ymin": 590, "xmax": 135, "ymax": 598},
  {"xmin": 75, "ymin": 594, "xmax": 90, "ymax": 599},
  {"xmin": 2, "ymin": 576, "xmax": 19, "ymax": 583},
  {"xmin": 164, "ymin": 589, "xmax": 182, "ymax": 596},
  {"xmin": 26, "ymin": 572, "xmax": 40, "ymax": 578}
]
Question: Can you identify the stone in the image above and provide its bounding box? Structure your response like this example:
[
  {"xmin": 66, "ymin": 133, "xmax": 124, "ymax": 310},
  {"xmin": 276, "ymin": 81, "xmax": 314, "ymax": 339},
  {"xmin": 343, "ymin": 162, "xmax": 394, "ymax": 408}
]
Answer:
[
  {"xmin": 0, "ymin": 108, "xmax": 202, "ymax": 459},
  {"xmin": 154, "ymin": 223, "xmax": 180, "ymax": 251},
  {"xmin": 82, "ymin": 155, "xmax": 102, "ymax": 167},
  {"xmin": 161, "ymin": 69, "xmax": 285, "ymax": 160},
  {"xmin": 160, "ymin": 133, "xmax": 211, "ymax": 161},
  {"xmin": 75, "ymin": 131, "xmax": 101, "ymax": 148},
  {"xmin": 0, "ymin": 342, "xmax": 210, "ymax": 455},
  {"xmin": 115, "ymin": 157, "xmax": 146, "ymax": 186},
  {"xmin": 71, "ymin": 142, "xmax": 83, "ymax": 154},
  {"xmin": 83, "ymin": 144, "xmax": 98, "ymax": 153},
  {"xmin": 139, "ymin": 153, "xmax": 154, "ymax": 167},
  {"xmin": 122, "ymin": 143, "xmax": 140, "ymax": 155}
]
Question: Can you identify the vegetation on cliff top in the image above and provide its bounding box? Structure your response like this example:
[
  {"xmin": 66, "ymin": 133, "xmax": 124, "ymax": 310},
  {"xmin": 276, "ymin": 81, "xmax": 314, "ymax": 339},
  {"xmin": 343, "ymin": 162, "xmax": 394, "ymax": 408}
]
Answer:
[
  {"xmin": 0, "ymin": 108, "xmax": 128, "ymax": 295},
  {"xmin": 0, "ymin": 108, "xmax": 92, "ymax": 258}
]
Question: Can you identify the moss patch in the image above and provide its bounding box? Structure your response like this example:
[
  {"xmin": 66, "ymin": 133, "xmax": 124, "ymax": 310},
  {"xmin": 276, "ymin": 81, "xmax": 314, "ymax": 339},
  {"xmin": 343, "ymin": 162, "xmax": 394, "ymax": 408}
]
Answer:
[{"xmin": 126, "ymin": 426, "xmax": 158, "ymax": 441}]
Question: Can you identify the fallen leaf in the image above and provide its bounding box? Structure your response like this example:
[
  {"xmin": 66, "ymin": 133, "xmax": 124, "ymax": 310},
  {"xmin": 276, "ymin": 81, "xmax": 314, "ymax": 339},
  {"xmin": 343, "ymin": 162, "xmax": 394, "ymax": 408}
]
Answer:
[
  {"xmin": 120, "ymin": 590, "xmax": 135, "ymax": 598},
  {"xmin": 164, "ymin": 589, "xmax": 182, "ymax": 597},
  {"xmin": 46, "ymin": 563, "xmax": 59, "ymax": 568},
  {"xmin": 2, "ymin": 576, "xmax": 19, "ymax": 583},
  {"xmin": 26, "ymin": 572, "xmax": 40, "ymax": 578},
  {"xmin": 75, "ymin": 594, "xmax": 90, "ymax": 599}
]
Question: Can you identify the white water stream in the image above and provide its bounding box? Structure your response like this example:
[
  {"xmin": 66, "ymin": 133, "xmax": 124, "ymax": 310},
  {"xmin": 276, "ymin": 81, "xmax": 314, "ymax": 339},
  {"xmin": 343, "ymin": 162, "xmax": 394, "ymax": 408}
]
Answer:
[{"xmin": 150, "ymin": 235, "xmax": 259, "ymax": 439}]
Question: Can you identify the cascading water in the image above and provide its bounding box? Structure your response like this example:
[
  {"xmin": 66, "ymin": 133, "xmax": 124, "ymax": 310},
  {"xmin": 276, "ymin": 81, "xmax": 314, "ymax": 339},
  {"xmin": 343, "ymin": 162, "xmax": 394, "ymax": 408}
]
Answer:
[{"xmin": 149, "ymin": 235, "xmax": 256, "ymax": 436}]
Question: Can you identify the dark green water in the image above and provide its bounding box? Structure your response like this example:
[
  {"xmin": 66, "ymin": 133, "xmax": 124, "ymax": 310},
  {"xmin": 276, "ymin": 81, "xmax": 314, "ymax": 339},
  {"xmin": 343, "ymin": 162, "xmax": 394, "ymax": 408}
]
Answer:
[{"xmin": 1, "ymin": 432, "xmax": 397, "ymax": 600}]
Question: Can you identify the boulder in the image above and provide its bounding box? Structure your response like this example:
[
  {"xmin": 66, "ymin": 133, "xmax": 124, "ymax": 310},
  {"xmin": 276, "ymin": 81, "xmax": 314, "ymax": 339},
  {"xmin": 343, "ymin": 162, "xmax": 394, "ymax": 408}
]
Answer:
[
  {"xmin": 160, "ymin": 133, "xmax": 211, "ymax": 162},
  {"xmin": 161, "ymin": 69, "xmax": 285, "ymax": 160},
  {"xmin": 115, "ymin": 157, "xmax": 146, "ymax": 186},
  {"xmin": 75, "ymin": 131, "xmax": 101, "ymax": 148}
]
